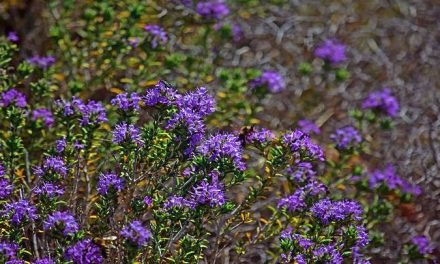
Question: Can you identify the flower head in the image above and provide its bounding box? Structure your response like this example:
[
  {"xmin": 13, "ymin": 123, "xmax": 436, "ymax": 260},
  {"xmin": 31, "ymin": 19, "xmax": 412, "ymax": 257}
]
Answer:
[
  {"xmin": 111, "ymin": 92, "xmax": 141, "ymax": 112},
  {"xmin": 143, "ymin": 81, "xmax": 179, "ymax": 107},
  {"xmin": 310, "ymin": 199, "xmax": 363, "ymax": 224},
  {"xmin": 33, "ymin": 258, "xmax": 55, "ymax": 264},
  {"xmin": 112, "ymin": 123, "xmax": 143, "ymax": 147},
  {"xmin": 411, "ymin": 235, "xmax": 434, "ymax": 255},
  {"xmin": 245, "ymin": 127, "xmax": 275, "ymax": 145},
  {"xmin": 368, "ymin": 164, "xmax": 421, "ymax": 195},
  {"xmin": 282, "ymin": 130, "xmax": 324, "ymax": 161},
  {"xmin": 197, "ymin": 133, "xmax": 245, "ymax": 171},
  {"xmin": 190, "ymin": 174, "xmax": 225, "ymax": 207},
  {"xmin": 97, "ymin": 173, "xmax": 125, "ymax": 195},
  {"xmin": 144, "ymin": 24, "xmax": 168, "ymax": 48},
  {"xmin": 250, "ymin": 71, "xmax": 285, "ymax": 93},
  {"xmin": 330, "ymin": 126, "xmax": 362, "ymax": 150},
  {"xmin": 2, "ymin": 199, "xmax": 38, "ymax": 224},
  {"xmin": 163, "ymin": 196, "xmax": 195, "ymax": 210},
  {"xmin": 0, "ymin": 89, "xmax": 27, "ymax": 108},
  {"xmin": 362, "ymin": 88, "xmax": 399, "ymax": 117},
  {"xmin": 32, "ymin": 108, "xmax": 54, "ymax": 127},
  {"xmin": 65, "ymin": 239, "xmax": 104, "ymax": 264},
  {"xmin": 312, "ymin": 245, "xmax": 343, "ymax": 264},
  {"xmin": 196, "ymin": 0, "xmax": 230, "ymax": 20},
  {"xmin": 44, "ymin": 211, "xmax": 79, "ymax": 236},
  {"xmin": 27, "ymin": 56, "xmax": 56, "ymax": 68},
  {"xmin": 7, "ymin": 32, "xmax": 19, "ymax": 43},
  {"xmin": 33, "ymin": 183, "xmax": 64, "ymax": 198},
  {"xmin": 298, "ymin": 119, "xmax": 320, "ymax": 135},
  {"xmin": 314, "ymin": 39, "xmax": 347, "ymax": 64},
  {"xmin": 55, "ymin": 138, "xmax": 67, "ymax": 153},
  {"xmin": 120, "ymin": 220, "xmax": 151, "ymax": 247},
  {"xmin": 34, "ymin": 156, "xmax": 67, "ymax": 178},
  {"xmin": 0, "ymin": 178, "xmax": 13, "ymax": 200},
  {"xmin": 0, "ymin": 241, "xmax": 19, "ymax": 259}
]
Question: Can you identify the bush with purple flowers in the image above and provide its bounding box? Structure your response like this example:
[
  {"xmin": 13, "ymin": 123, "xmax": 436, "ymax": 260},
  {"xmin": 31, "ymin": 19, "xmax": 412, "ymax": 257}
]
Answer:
[{"xmin": 0, "ymin": 1, "xmax": 436, "ymax": 263}]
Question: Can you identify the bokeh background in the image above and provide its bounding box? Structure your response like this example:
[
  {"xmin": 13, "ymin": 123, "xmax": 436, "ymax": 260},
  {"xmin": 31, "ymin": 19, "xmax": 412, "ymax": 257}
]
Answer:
[{"xmin": 1, "ymin": 0, "xmax": 439, "ymax": 262}]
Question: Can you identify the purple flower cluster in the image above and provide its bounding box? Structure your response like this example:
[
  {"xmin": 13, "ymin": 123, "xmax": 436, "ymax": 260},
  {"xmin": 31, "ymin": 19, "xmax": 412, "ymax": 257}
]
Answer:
[
  {"xmin": 312, "ymin": 245, "xmax": 343, "ymax": 264},
  {"xmin": 250, "ymin": 71, "xmax": 286, "ymax": 93},
  {"xmin": 55, "ymin": 138, "xmax": 67, "ymax": 153},
  {"xmin": 143, "ymin": 196, "xmax": 153, "ymax": 207},
  {"xmin": 163, "ymin": 195, "xmax": 195, "ymax": 209},
  {"xmin": 330, "ymin": 126, "xmax": 362, "ymax": 150},
  {"xmin": 27, "ymin": 55, "xmax": 56, "ymax": 68},
  {"xmin": 0, "ymin": 165, "xmax": 13, "ymax": 199},
  {"xmin": 2, "ymin": 199, "xmax": 38, "ymax": 224},
  {"xmin": 65, "ymin": 239, "xmax": 104, "ymax": 264},
  {"xmin": 286, "ymin": 162, "xmax": 317, "ymax": 183},
  {"xmin": 143, "ymin": 81, "xmax": 180, "ymax": 107},
  {"xmin": 97, "ymin": 173, "xmax": 125, "ymax": 195},
  {"xmin": 32, "ymin": 108, "xmax": 54, "ymax": 127},
  {"xmin": 282, "ymin": 130, "xmax": 324, "ymax": 161},
  {"xmin": 314, "ymin": 39, "xmax": 347, "ymax": 64},
  {"xmin": 245, "ymin": 127, "xmax": 275, "ymax": 145},
  {"xmin": 0, "ymin": 242, "xmax": 19, "ymax": 259},
  {"xmin": 197, "ymin": 133, "xmax": 245, "ymax": 171},
  {"xmin": 112, "ymin": 123, "xmax": 143, "ymax": 147},
  {"xmin": 44, "ymin": 211, "xmax": 79, "ymax": 236},
  {"xmin": 280, "ymin": 227, "xmax": 314, "ymax": 249},
  {"xmin": 144, "ymin": 24, "xmax": 168, "ymax": 48},
  {"xmin": 56, "ymin": 97, "xmax": 107, "ymax": 126},
  {"xmin": 120, "ymin": 220, "xmax": 151, "ymax": 247},
  {"xmin": 278, "ymin": 182, "xmax": 326, "ymax": 212},
  {"xmin": 368, "ymin": 164, "xmax": 421, "ymax": 195},
  {"xmin": 0, "ymin": 89, "xmax": 27, "ymax": 108},
  {"xmin": 111, "ymin": 92, "xmax": 141, "ymax": 112},
  {"xmin": 7, "ymin": 32, "xmax": 19, "ymax": 43},
  {"xmin": 190, "ymin": 173, "xmax": 225, "ymax": 207},
  {"xmin": 196, "ymin": 0, "xmax": 230, "ymax": 20},
  {"xmin": 298, "ymin": 119, "xmax": 320, "ymax": 135},
  {"xmin": 33, "ymin": 183, "xmax": 64, "ymax": 198},
  {"xmin": 362, "ymin": 88, "xmax": 400, "ymax": 117},
  {"xmin": 33, "ymin": 258, "xmax": 55, "ymax": 264},
  {"xmin": 411, "ymin": 235, "xmax": 434, "ymax": 255},
  {"xmin": 310, "ymin": 199, "xmax": 363, "ymax": 224},
  {"xmin": 34, "ymin": 156, "xmax": 67, "ymax": 178}
]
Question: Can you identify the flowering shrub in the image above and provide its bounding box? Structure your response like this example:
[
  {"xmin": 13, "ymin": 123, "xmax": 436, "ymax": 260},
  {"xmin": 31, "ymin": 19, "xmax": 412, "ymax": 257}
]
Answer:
[{"xmin": 0, "ymin": 0, "xmax": 437, "ymax": 263}]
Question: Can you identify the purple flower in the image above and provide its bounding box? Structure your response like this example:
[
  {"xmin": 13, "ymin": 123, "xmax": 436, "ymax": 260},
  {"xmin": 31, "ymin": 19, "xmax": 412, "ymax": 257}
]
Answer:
[
  {"xmin": 286, "ymin": 162, "xmax": 317, "ymax": 182},
  {"xmin": 0, "ymin": 241, "xmax": 19, "ymax": 259},
  {"xmin": 356, "ymin": 226, "xmax": 369, "ymax": 248},
  {"xmin": 250, "ymin": 71, "xmax": 286, "ymax": 93},
  {"xmin": 7, "ymin": 32, "xmax": 19, "ymax": 43},
  {"xmin": 312, "ymin": 245, "xmax": 343, "ymax": 264},
  {"xmin": 97, "ymin": 173, "xmax": 125, "ymax": 195},
  {"xmin": 128, "ymin": 37, "xmax": 140, "ymax": 48},
  {"xmin": 44, "ymin": 211, "xmax": 79, "ymax": 236},
  {"xmin": 277, "ymin": 189, "xmax": 306, "ymax": 213},
  {"xmin": 175, "ymin": 87, "xmax": 216, "ymax": 118},
  {"xmin": 330, "ymin": 126, "xmax": 362, "ymax": 150},
  {"xmin": 190, "ymin": 174, "xmax": 225, "ymax": 207},
  {"xmin": 0, "ymin": 178, "xmax": 13, "ymax": 200},
  {"xmin": 362, "ymin": 88, "xmax": 400, "ymax": 117},
  {"xmin": 112, "ymin": 123, "xmax": 143, "ymax": 147},
  {"xmin": 163, "ymin": 196, "xmax": 195, "ymax": 209},
  {"xmin": 65, "ymin": 239, "xmax": 104, "ymax": 264},
  {"xmin": 34, "ymin": 156, "xmax": 67, "ymax": 178},
  {"xmin": 245, "ymin": 127, "xmax": 275, "ymax": 145},
  {"xmin": 143, "ymin": 196, "xmax": 153, "ymax": 207},
  {"xmin": 144, "ymin": 24, "xmax": 168, "ymax": 48},
  {"xmin": 314, "ymin": 39, "xmax": 347, "ymax": 64},
  {"xmin": 33, "ymin": 182, "xmax": 64, "ymax": 198},
  {"xmin": 280, "ymin": 227, "xmax": 314, "ymax": 250},
  {"xmin": 74, "ymin": 98, "xmax": 107, "ymax": 126},
  {"xmin": 2, "ymin": 199, "xmax": 38, "ymax": 224},
  {"xmin": 111, "ymin": 92, "xmax": 141, "ymax": 112},
  {"xmin": 282, "ymin": 130, "xmax": 325, "ymax": 161},
  {"xmin": 32, "ymin": 108, "xmax": 54, "ymax": 127},
  {"xmin": 310, "ymin": 199, "xmax": 363, "ymax": 224},
  {"xmin": 56, "ymin": 138, "xmax": 67, "ymax": 153},
  {"xmin": 27, "ymin": 56, "xmax": 56, "ymax": 68},
  {"xmin": 120, "ymin": 220, "xmax": 151, "ymax": 247},
  {"xmin": 368, "ymin": 164, "xmax": 421, "ymax": 195},
  {"xmin": 298, "ymin": 119, "xmax": 320, "ymax": 135},
  {"xmin": 143, "ymin": 81, "xmax": 180, "ymax": 107},
  {"xmin": 196, "ymin": 0, "xmax": 230, "ymax": 20},
  {"xmin": 6, "ymin": 259, "xmax": 24, "ymax": 264},
  {"xmin": 197, "ymin": 133, "xmax": 245, "ymax": 171},
  {"xmin": 33, "ymin": 258, "xmax": 55, "ymax": 264},
  {"xmin": 0, "ymin": 89, "xmax": 27, "ymax": 108},
  {"xmin": 411, "ymin": 235, "xmax": 434, "ymax": 255}
]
